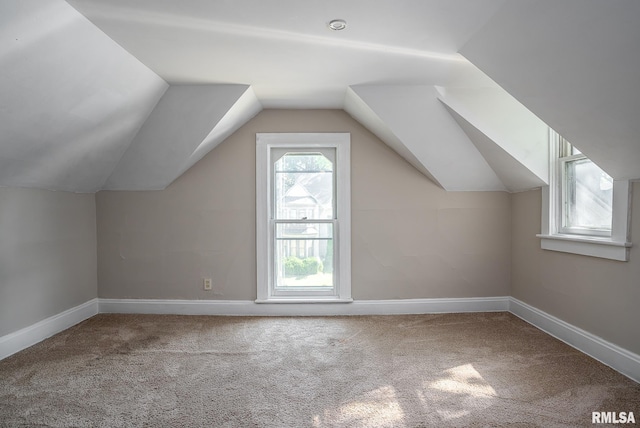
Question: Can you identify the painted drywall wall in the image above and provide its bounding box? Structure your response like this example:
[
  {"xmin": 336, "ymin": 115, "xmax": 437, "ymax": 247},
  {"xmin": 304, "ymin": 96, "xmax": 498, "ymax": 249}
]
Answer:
[
  {"xmin": 0, "ymin": 187, "xmax": 97, "ymax": 336},
  {"xmin": 511, "ymin": 185, "xmax": 640, "ymax": 355},
  {"xmin": 96, "ymin": 109, "xmax": 511, "ymax": 300}
]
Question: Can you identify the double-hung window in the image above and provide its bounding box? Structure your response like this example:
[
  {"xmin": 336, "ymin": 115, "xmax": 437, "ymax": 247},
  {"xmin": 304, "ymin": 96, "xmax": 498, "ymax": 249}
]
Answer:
[
  {"xmin": 256, "ymin": 133, "xmax": 351, "ymax": 302},
  {"xmin": 557, "ymin": 136, "xmax": 613, "ymax": 236},
  {"xmin": 538, "ymin": 129, "xmax": 632, "ymax": 261}
]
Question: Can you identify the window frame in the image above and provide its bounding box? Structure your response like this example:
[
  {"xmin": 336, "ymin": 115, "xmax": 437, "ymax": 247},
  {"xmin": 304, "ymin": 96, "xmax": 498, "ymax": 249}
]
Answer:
[
  {"xmin": 256, "ymin": 133, "xmax": 352, "ymax": 303},
  {"xmin": 556, "ymin": 137, "xmax": 613, "ymax": 237},
  {"xmin": 538, "ymin": 129, "xmax": 632, "ymax": 261}
]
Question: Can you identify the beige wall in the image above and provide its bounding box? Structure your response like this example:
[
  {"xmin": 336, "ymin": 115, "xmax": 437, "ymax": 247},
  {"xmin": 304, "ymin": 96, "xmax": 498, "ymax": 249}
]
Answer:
[
  {"xmin": 511, "ymin": 184, "xmax": 640, "ymax": 355},
  {"xmin": 0, "ymin": 187, "xmax": 97, "ymax": 336},
  {"xmin": 97, "ymin": 109, "xmax": 511, "ymax": 300}
]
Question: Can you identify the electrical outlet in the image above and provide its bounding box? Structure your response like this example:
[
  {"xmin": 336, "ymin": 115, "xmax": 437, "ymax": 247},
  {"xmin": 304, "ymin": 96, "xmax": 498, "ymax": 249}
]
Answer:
[{"xmin": 203, "ymin": 278, "xmax": 212, "ymax": 290}]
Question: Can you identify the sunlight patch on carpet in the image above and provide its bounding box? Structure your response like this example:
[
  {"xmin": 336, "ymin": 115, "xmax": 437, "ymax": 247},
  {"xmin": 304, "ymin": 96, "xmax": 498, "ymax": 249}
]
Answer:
[
  {"xmin": 429, "ymin": 363, "xmax": 497, "ymax": 398},
  {"xmin": 313, "ymin": 385, "xmax": 404, "ymax": 427}
]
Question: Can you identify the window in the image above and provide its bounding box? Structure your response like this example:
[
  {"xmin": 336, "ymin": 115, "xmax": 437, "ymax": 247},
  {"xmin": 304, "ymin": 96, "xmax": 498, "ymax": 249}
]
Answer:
[
  {"xmin": 256, "ymin": 133, "xmax": 351, "ymax": 302},
  {"xmin": 538, "ymin": 130, "xmax": 632, "ymax": 261},
  {"xmin": 557, "ymin": 137, "xmax": 613, "ymax": 237}
]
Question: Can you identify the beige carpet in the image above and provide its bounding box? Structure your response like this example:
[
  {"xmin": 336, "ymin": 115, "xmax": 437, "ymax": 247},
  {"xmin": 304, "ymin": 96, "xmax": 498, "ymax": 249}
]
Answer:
[{"xmin": 1, "ymin": 312, "xmax": 638, "ymax": 427}]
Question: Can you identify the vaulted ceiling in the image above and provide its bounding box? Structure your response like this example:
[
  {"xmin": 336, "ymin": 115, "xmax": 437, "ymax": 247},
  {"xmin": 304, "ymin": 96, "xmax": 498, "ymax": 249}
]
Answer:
[{"xmin": 2, "ymin": 0, "xmax": 638, "ymax": 192}]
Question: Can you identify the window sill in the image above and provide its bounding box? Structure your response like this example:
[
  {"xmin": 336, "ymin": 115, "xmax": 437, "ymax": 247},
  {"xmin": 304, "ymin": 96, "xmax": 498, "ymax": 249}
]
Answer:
[
  {"xmin": 255, "ymin": 298, "xmax": 354, "ymax": 304},
  {"xmin": 537, "ymin": 234, "xmax": 632, "ymax": 261}
]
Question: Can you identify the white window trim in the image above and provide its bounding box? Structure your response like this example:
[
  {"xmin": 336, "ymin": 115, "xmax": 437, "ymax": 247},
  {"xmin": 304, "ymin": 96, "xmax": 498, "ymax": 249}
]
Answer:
[
  {"xmin": 256, "ymin": 133, "xmax": 352, "ymax": 303},
  {"xmin": 538, "ymin": 130, "xmax": 632, "ymax": 261}
]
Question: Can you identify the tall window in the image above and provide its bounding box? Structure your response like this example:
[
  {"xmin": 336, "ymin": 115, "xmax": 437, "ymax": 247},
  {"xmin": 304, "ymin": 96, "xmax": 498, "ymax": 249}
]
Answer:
[
  {"xmin": 256, "ymin": 133, "xmax": 351, "ymax": 302},
  {"xmin": 538, "ymin": 129, "xmax": 632, "ymax": 261}
]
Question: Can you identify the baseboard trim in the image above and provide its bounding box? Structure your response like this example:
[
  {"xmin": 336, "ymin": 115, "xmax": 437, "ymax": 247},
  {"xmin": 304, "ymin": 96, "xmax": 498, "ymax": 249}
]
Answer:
[
  {"xmin": 4, "ymin": 296, "xmax": 638, "ymax": 384},
  {"xmin": 0, "ymin": 299, "xmax": 99, "ymax": 361},
  {"xmin": 509, "ymin": 297, "xmax": 640, "ymax": 383},
  {"xmin": 98, "ymin": 296, "xmax": 510, "ymax": 316}
]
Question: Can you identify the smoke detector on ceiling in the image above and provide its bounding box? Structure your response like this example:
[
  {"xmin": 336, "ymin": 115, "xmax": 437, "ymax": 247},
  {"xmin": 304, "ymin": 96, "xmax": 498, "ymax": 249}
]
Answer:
[{"xmin": 328, "ymin": 19, "xmax": 347, "ymax": 31}]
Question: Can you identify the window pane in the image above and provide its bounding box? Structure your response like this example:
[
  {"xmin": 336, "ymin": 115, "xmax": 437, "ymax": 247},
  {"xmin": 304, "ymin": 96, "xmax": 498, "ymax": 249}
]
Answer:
[
  {"xmin": 274, "ymin": 153, "xmax": 334, "ymax": 220},
  {"xmin": 275, "ymin": 222, "xmax": 333, "ymax": 288},
  {"xmin": 565, "ymin": 159, "xmax": 613, "ymax": 230}
]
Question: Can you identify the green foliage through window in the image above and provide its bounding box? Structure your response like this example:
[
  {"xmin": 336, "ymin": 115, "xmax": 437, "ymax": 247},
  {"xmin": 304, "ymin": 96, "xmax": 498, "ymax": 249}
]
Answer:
[{"xmin": 283, "ymin": 256, "xmax": 323, "ymax": 277}]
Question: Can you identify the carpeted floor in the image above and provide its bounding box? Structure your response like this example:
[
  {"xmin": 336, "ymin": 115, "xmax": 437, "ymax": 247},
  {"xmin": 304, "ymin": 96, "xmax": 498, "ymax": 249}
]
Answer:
[{"xmin": 0, "ymin": 312, "xmax": 638, "ymax": 427}]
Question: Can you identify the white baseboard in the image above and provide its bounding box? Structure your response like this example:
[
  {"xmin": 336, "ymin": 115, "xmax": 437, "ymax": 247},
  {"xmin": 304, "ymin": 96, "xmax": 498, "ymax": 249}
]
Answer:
[
  {"xmin": 98, "ymin": 296, "xmax": 510, "ymax": 316},
  {"xmin": 4, "ymin": 296, "xmax": 639, "ymax": 385},
  {"xmin": 0, "ymin": 299, "xmax": 99, "ymax": 361},
  {"xmin": 509, "ymin": 297, "xmax": 640, "ymax": 383}
]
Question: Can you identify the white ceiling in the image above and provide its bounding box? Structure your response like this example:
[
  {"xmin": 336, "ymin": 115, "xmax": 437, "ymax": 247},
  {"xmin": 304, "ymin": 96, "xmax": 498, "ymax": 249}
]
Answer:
[
  {"xmin": 461, "ymin": 0, "xmax": 640, "ymax": 181},
  {"xmin": 0, "ymin": 0, "xmax": 167, "ymax": 192},
  {"xmin": 64, "ymin": 0, "xmax": 507, "ymax": 108},
  {"xmin": 2, "ymin": 0, "xmax": 638, "ymax": 192}
]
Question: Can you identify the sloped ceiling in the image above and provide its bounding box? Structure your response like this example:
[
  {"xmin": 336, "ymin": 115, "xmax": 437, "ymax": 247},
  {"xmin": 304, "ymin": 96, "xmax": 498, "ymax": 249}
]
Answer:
[
  {"xmin": 104, "ymin": 85, "xmax": 260, "ymax": 191},
  {"xmin": 2, "ymin": 0, "xmax": 638, "ymax": 192},
  {"xmin": 345, "ymin": 85, "xmax": 505, "ymax": 191},
  {"xmin": 443, "ymin": 105, "xmax": 545, "ymax": 193},
  {"xmin": 64, "ymin": 0, "xmax": 508, "ymax": 108},
  {"xmin": 460, "ymin": 0, "xmax": 640, "ymax": 181},
  {"xmin": 0, "ymin": 0, "xmax": 167, "ymax": 192},
  {"xmin": 1, "ymin": 0, "xmax": 263, "ymax": 192},
  {"xmin": 436, "ymin": 86, "xmax": 548, "ymax": 192}
]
